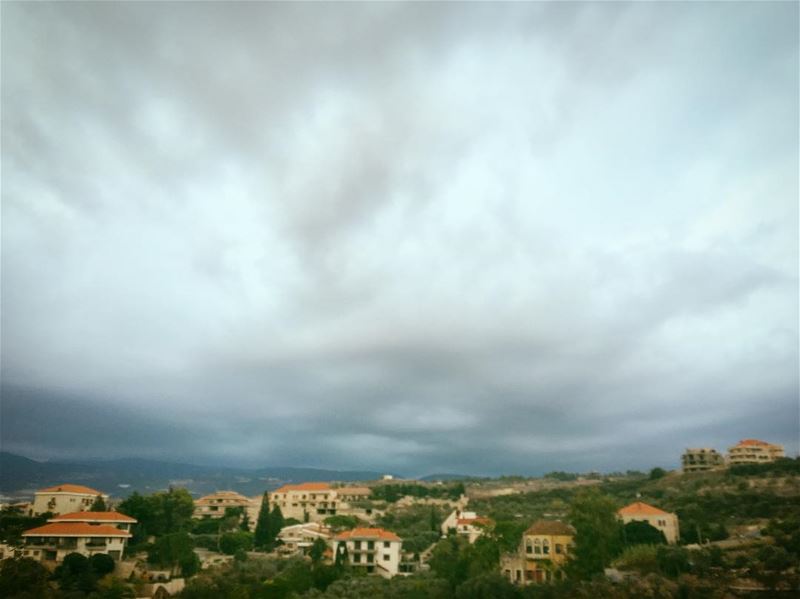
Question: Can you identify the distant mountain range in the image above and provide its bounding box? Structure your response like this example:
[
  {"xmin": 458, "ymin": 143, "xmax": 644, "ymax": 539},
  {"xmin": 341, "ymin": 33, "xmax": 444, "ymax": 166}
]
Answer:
[{"xmin": 0, "ymin": 452, "xmax": 395, "ymax": 500}]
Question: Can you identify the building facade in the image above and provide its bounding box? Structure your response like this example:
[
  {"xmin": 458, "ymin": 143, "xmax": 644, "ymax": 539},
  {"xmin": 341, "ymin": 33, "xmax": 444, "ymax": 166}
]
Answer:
[
  {"xmin": 728, "ymin": 439, "xmax": 785, "ymax": 465},
  {"xmin": 681, "ymin": 448, "xmax": 725, "ymax": 473},
  {"xmin": 618, "ymin": 502, "xmax": 680, "ymax": 544},
  {"xmin": 441, "ymin": 509, "xmax": 493, "ymax": 543},
  {"xmin": 269, "ymin": 483, "xmax": 338, "ymax": 522},
  {"xmin": 501, "ymin": 520, "xmax": 574, "ymax": 585},
  {"xmin": 31, "ymin": 484, "xmax": 110, "ymax": 516},
  {"xmin": 22, "ymin": 511, "xmax": 135, "ymax": 562},
  {"xmin": 332, "ymin": 528, "xmax": 402, "ymax": 578},
  {"xmin": 194, "ymin": 491, "xmax": 255, "ymax": 525},
  {"xmin": 277, "ymin": 522, "xmax": 332, "ymax": 556}
]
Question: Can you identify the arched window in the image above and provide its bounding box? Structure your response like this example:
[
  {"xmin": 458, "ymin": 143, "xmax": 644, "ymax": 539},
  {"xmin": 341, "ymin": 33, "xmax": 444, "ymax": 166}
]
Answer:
[
  {"xmin": 533, "ymin": 538, "xmax": 542, "ymax": 554},
  {"xmin": 543, "ymin": 539, "xmax": 550, "ymax": 555}
]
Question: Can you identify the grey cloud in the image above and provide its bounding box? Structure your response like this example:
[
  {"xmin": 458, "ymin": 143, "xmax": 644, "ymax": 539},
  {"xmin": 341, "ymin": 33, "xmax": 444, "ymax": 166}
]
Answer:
[{"xmin": 2, "ymin": 2, "xmax": 797, "ymax": 475}]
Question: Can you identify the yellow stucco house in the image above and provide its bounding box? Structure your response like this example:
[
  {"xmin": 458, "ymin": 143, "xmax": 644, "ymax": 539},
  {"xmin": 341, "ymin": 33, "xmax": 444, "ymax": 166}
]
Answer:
[{"xmin": 501, "ymin": 520, "xmax": 575, "ymax": 584}]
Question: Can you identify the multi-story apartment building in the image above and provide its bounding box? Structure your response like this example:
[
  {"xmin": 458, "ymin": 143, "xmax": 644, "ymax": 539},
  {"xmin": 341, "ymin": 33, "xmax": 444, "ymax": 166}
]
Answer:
[
  {"xmin": 441, "ymin": 509, "xmax": 493, "ymax": 543},
  {"xmin": 501, "ymin": 520, "xmax": 574, "ymax": 585},
  {"xmin": 194, "ymin": 491, "xmax": 253, "ymax": 520},
  {"xmin": 728, "ymin": 439, "xmax": 785, "ymax": 465},
  {"xmin": 31, "ymin": 484, "xmax": 109, "ymax": 516},
  {"xmin": 334, "ymin": 487, "xmax": 372, "ymax": 503},
  {"xmin": 681, "ymin": 448, "xmax": 725, "ymax": 473},
  {"xmin": 277, "ymin": 522, "xmax": 332, "ymax": 556},
  {"xmin": 618, "ymin": 501, "xmax": 680, "ymax": 544},
  {"xmin": 269, "ymin": 483, "xmax": 338, "ymax": 522},
  {"xmin": 22, "ymin": 512, "xmax": 135, "ymax": 562},
  {"xmin": 332, "ymin": 527, "xmax": 402, "ymax": 578}
]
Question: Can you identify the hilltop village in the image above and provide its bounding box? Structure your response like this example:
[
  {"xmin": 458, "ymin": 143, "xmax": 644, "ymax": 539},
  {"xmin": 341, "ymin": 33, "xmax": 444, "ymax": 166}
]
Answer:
[{"xmin": 0, "ymin": 438, "xmax": 797, "ymax": 598}]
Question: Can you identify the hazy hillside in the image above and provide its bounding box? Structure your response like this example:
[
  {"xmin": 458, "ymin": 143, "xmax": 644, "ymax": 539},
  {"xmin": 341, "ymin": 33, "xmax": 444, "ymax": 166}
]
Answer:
[{"xmin": 0, "ymin": 452, "xmax": 390, "ymax": 500}]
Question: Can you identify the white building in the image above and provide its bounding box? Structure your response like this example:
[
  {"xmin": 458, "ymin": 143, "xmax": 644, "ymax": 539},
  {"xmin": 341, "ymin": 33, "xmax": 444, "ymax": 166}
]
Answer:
[
  {"xmin": 441, "ymin": 509, "xmax": 493, "ymax": 543},
  {"xmin": 617, "ymin": 502, "xmax": 680, "ymax": 545},
  {"xmin": 332, "ymin": 527, "xmax": 402, "ymax": 578},
  {"xmin": 22, "ymin": 519, "xmax": 133, "ymax": 562},
  {"xmin": 269, "ymin": 483, "xmax": 338, "ymax": 522},
  {"xmin": 31, "ymin": 484, "xmax": 109, "ymax": 516}
]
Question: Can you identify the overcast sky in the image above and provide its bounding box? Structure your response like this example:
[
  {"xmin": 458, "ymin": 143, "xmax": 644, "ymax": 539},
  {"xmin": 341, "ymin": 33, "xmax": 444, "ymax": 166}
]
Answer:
[{"xmin": 2, "ymin": 2, "xmax": 798, "ymax": 476}]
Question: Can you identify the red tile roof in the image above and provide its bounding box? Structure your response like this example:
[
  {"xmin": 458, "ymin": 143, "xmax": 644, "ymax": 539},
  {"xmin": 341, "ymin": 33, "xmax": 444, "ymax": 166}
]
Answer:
[
  {"xmin": 334, "ymin": 527, "xmax": 401, "ymax": 541},
  {"xmin": 52, "ymin": 512, "xmax": 136, "ymax": 523},
  {"xmin": 735, "ymin": 439, "xmax": 772, "ymax": 447},
  {"xmin": 272, "ymin": 482, "xmax": 332, "ymax": 494},
  {"xmin": 618, "ymin": 502, "xmax": 670, "ymax": 516},
  {"xmin": 23, "ymin": 522, "xmax": 131, "ymax": 537},
  {"xmin": 37, "ymin": 484, "xmax": 105, "ymax": 495},
  {"xmin": 525, "ymin": 520, "xmax": 575, "ymax": 536}
]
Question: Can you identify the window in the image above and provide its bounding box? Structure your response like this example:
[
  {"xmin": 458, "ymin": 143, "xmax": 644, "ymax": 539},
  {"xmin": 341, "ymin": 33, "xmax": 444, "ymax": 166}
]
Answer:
[
  {"xmin": 543, "ymin": 539, "xmax": 550, "ymax": 555},
  {"xmin": 367, "ymin": 541, "xmax": 374, "ymax": 550},
  {"xmin": 367, "ymin": 554, "xmax": 374, "ymax": 563},
  {"xmin": 534, "ymin": 539, "xmax": 542, "ymax": 554},
  {"xmin": 353, "ymin": 553, "xmax": 361, "ymax": 563},
  {"xmin": 383, "ymin": 554, "xmax": 390, "ymax": 561},
  {"xmin": 555, "ymin": 544, "xmax": 563, "ymax": 554},
  {"xmin": 354, "ymin": 541, "xmax": 361, "ymax": 549},
  {"xmin": 383, "ymin": 541, "xmax": 390, "ymax": 548},
  {"xmin": 526, "ymin": 542, "xmax": 533, "ymax": 554}
]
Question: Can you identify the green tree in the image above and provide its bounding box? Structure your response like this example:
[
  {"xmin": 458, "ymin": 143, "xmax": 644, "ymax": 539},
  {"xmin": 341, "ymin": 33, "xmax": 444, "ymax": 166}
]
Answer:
[
  {"xmin": 649, "ymin": 467, "xmax": 667, "ymax": 480},
  {"xmin": 254, "ymin": 492, "xmax": 271, "ymax": 549},
  {"xmin": 567, "ymin": 489, "xmax": 622, "ymax": 579},
  {"xmin": 429, "ymin": 536, "xmax": 470, "ymax": 589},
  {"xmin": 0, "ymin": 557, "xmax": 55, "ymax": 598},
  {"xmin": 310, "ymin": 537, "xmax": 328, "ymax": 564},
  {"xmin": 148, "ymin": 532, "xmax": 198, "ymax": 576},
  {"xmin": 89, "ymin": 553, "xmax": 115, "ymax": 576},
  {"xmin": 622, "ymin": 520, "xmax": 666, "ymax": 547},
  {"xmin": 219, "ymin": 531, "xmax": 254, "ymax": 555},
  {"xmin": 267, "ymin": 504, "xmax": 285, "ymax": 546},
  {"xmin": 90, "ymin": 495, "xmax": 107, "ymax": 511},
  {"xmin": 455, "ymin": 572, "xmax": 521, "ymax": 599},
  {"xmin": 89, "ymin": 576, "xmax": 135, "ymax": 599},
  {"xmin": 118, "ymin": 488, "xmax": 193, "ymax": 540},
  {"xmin": 56, "ymin": 552, "xmax": 96, "ymax": 593}
]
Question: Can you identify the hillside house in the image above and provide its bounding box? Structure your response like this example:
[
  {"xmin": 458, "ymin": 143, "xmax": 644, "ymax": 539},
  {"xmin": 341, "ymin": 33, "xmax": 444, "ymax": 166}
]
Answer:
[
  {"xmin": 501, "ymin": 520, "xmax": 574, "ymax": 585},
  {"xmin": 618, "ymin": 501, "xmax": 680, "ymax": 544},
  {"xmin": 332, "ymin": 527, "xmax": 402, "ymax": 578},
  {"xmin": 31, "ymin": 484, "xmax": 109, "ymax": 516}
]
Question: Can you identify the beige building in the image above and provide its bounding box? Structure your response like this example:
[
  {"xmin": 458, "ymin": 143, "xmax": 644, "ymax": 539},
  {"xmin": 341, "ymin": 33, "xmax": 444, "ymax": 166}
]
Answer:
[
  {"xmin": 32, "ymin": 484, "xmax": 109, "ymax": 516},
  {"xmin": 332, "ymin": 527, "xmax": 402, "ymax": 578},
  {"xmin": 194, "ymin": 491, "xmax": 258, "ymax": 529},
  {"xmin": 618, "ymin": 501, "xmax": 679, "ymax": 544},
  {"xmin": 681, "ymin": 448, "xmax": 725, "ymax": 473},
  {"xmin": 335, "ymin": 487, "xmax": 372, "ymax": 503},
  {"xmin": 269, "ymin": 482, "xmax": 338, "ymax": 522},
  {"xmin": 441, "ymin": 509, "xmax": 493, "ymax": 543},
  {"xmin": 277, "ymin": 522, "xmax": 332, "ymax": 555},
  {"xmin": 22, "ymin": 511, "xmax": 135, "ymax": 562},
  {"xmin": 728, "ymin": 439, "xmax": 785, "ymax": 465},
  {"xmin": 501, "ymin": 520, "xmax": 574, "ymax": 585}
]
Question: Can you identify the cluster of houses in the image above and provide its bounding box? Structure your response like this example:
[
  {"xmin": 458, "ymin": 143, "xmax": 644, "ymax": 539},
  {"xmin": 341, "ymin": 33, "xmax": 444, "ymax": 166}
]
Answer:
[
  {"xmin": 12, "ymin": 448, "xmax": 771, "ymax": 588},
  {"xmin": 499, "ymin": 501, "xmax": 680, "ymax": 586},
  {"xmin": 682, "ymin": 438, "xmax": 785, "ymax": 473}
]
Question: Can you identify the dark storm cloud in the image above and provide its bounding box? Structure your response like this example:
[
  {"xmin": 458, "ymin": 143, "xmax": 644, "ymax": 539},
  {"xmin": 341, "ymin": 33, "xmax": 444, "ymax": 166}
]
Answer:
[{"xmin": 2, "ymin": 2, "xmax": 798, "ymax": 474}]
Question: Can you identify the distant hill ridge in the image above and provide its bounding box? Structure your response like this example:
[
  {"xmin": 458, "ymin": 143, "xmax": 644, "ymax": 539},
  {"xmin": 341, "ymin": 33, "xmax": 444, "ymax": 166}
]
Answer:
[{"xmin": 0, "ymin": 452, "xmax": 392, "ymax": 500}]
